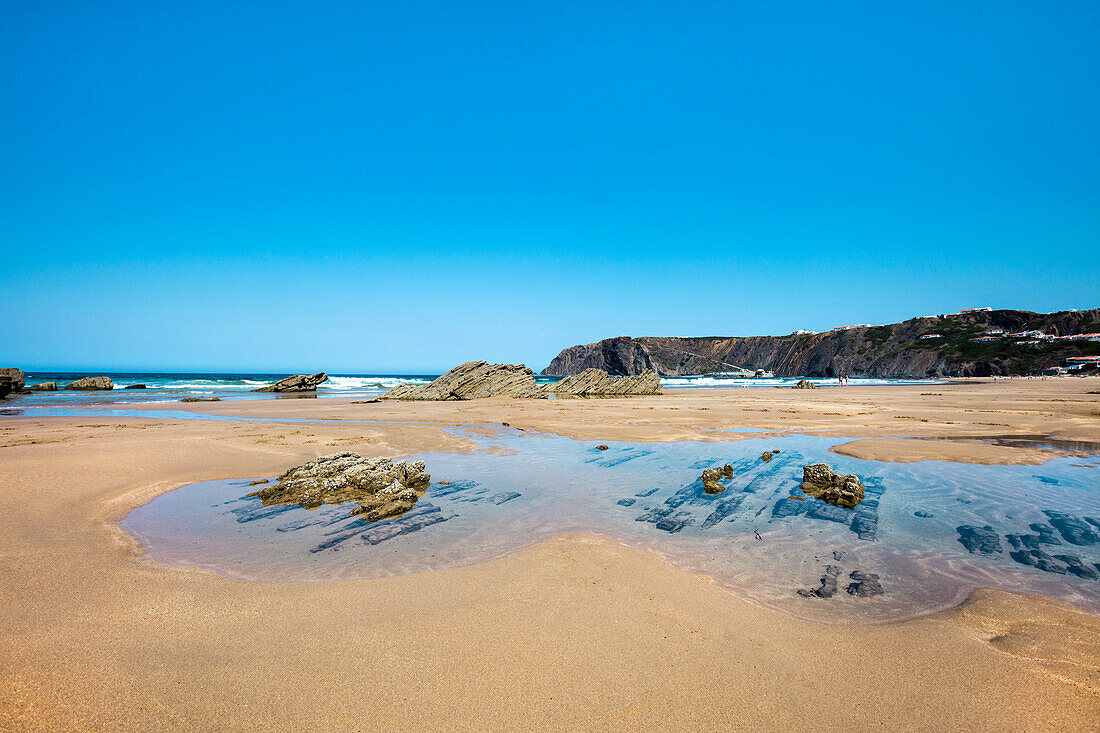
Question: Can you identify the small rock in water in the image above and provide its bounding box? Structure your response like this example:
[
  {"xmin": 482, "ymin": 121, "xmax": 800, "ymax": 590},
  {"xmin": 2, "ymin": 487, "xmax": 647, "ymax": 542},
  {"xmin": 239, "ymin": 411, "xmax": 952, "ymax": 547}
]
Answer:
[
  {"xmin": 797, "ymin": 565, "xmax": 840, "ymax": 598},
  {"xmin": 655, "ymin": 516, "xmax": 691, "ymax": 533},
  {"xmin": 1028, "ymin": 523, "xmax": 1062, "ymax": 545},
  {"xmin": 700, "ymin": 468, "xmax": 725, "ymax": 494},
  {"xmin": 914, "ymin": 510, "xmax": 934, "ymax": 518},
  {"xmin": 1053, "ymin": 554, "xmax": 1100, "ymax": 580},
  {"xmin": 124, "ymin": 383, "xmax": 147, "ymax": 389},
  {"xmin": 181, "ymin": 397, "xmax": 221, "ymax": 402},
  {"xmin": 722, "ymin": 463, "xmax": 734, "ymax": 478},
  {"xmin": 846, "ymin": 571, "xmax": 884, "ymax": 597},
  {"xmin": 793, "ymin": 379, "xmax": 816, "ymax": 389},
  {"xmin": 800, "ymin": 464, "xmax": 864, "ymax": 509},
  {"xmin": 956, "ymin": 525, "xmax": 1002, "ymax": 554},
  {"xmin": 595, "ymin": 444, "xmax": 609, "ymax": 451},
  {"xmin": 248, "ymin": 479, "xmax": 269, "ymax": 486},
  {"xmin": 1009, "ymin": 549, "xmax": 1067, "ymax": 574}
]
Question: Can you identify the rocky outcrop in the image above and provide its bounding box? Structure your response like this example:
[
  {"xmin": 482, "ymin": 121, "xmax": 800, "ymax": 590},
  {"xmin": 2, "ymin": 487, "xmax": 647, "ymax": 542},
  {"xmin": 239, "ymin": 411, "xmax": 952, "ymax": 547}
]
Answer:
[
  {"xmin": 382, "ymin": 361, "xmax": 545, "ymax": 400},
  {"xmin": 800, "ymin": 464, "xmax": 865, "ymax": 509},
  {"xmin": 546, "ymin": 369, "xmax": 661, "ymax": 397},
  {"xmin": 254, "ymin": 372, "xmax": 328, "ymax": 392},
  {"xmin": 250, "ymin": 452, "xmax": 431, "ymax": 522},
  {"xmin": 700, "ymin": 464, "xmax": 734, "ymax": 494},
  {"xmin": 793, "ymin": 380, "xmax": 816, "ymax": 389},
  {"xmin": 124, "ymin": 383, "xmax": 147, "ymax": 389},
  {"xmin": 65, "ymin": 376, "xmax": 115, "ymax": 391},
  {"xmin": 26, "ymin": 381, "xmax": 57, "ymax": 392},
  {"xmin": 541, "ymin": 308, "xmax": 1100, "ymax": 378},
  {"xmin": 0, "ymin": 368, "xmax": 25, "ymax": 396}
]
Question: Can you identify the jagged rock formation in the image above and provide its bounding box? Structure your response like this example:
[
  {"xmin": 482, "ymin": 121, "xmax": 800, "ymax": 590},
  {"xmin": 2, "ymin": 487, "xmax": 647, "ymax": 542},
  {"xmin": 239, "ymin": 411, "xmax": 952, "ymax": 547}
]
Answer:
[
  {"xmin": 26, "ymin": 381, "xmax": 57, "ymax": 392},
  {"xmin": 250, "ymin": 452, "xmax": 430, "ymax": 522},
  {"xmin": 793, "ymin": 380, "xmax": 816, "ymax": 389},
  {"xmin": 254, "ymin": 372, "xmax": 328, "ymax": 392},
  {"xmin": 0, "ymin": 368, "xmax": 25, "ymax": 397},
  {"xmin": 546, "ymin": 368, "xmax": 661, "ymax": 397},
  {"xmin": 542, "ymin": 308, "xmax": 1100, "ymax": 378},
  {"xmin": 382, "ymin": 361, "xmax": 545, "ymax": 400},
  {"xmin": 65, "ymin": 376, "xmax": 114, "ymax": 391},
  {"xmin": 800, "ymin": 464, "xmax": 865, "ymax": 509}
]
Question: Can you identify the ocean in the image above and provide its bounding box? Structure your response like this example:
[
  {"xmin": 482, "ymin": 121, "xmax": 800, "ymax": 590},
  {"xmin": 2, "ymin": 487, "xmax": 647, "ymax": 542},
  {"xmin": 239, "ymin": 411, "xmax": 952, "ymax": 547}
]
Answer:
[{"xmin": 6, "ymin": 371, "xmax": 943, "ymax": 407}]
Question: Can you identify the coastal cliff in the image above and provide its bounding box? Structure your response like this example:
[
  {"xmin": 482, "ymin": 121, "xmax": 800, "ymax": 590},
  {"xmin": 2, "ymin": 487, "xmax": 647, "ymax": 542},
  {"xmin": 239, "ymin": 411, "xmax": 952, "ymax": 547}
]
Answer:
[{"xmin": 543, "ymin": 309, "xmax": 1100, "ymax": 378}]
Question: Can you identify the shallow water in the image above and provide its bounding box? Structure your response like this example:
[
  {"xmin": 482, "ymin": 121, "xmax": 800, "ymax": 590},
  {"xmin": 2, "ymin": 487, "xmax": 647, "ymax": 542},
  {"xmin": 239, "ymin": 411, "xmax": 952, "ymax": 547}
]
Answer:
[{"xmin": 122, "ymin": 428, "xmax": 1100, "ymax": 622}]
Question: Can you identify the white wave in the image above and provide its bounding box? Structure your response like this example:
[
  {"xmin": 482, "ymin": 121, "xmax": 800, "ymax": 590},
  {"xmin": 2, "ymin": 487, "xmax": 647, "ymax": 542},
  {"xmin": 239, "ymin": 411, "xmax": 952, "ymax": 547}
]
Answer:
[{"xmin": 321, "ymin": 376, "xmax": 432, "ymax": 391}]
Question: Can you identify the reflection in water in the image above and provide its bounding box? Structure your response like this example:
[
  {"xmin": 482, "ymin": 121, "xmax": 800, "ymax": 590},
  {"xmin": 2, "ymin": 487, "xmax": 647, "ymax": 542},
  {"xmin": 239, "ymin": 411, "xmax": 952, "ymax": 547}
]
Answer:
[{"xmin": 122, "ymin": 429, "xmax": 1100, "ymax": 622}]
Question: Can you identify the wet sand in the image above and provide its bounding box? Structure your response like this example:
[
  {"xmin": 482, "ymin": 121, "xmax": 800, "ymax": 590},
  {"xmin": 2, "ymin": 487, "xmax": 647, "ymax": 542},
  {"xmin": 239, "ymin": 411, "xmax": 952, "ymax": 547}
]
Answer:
[{"xmin": 1, "ymin": 378, "xmax": 1098, "ymax": 731}]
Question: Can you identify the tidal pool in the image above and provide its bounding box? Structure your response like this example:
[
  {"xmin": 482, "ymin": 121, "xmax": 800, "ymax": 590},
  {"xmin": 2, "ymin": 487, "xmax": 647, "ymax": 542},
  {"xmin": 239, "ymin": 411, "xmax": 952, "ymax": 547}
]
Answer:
[{"xmin": 122, "ymin": 428, "xmax": 1100, "ymax": 622}]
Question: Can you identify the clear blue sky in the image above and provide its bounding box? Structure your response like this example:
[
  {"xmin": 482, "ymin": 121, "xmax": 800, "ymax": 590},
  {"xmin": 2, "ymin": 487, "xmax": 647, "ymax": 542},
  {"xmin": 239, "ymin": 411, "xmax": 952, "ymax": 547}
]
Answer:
[{"xmin": 3, "ymin": 2, "xmax": 1098, "ymax": 373}]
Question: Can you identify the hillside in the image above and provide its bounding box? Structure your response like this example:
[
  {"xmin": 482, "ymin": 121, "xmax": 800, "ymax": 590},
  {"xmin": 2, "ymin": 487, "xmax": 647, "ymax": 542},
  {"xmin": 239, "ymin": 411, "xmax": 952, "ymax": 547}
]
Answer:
[{"xmin": 542, "ymin": 309, "xmax": 1100, "ymax": 378}]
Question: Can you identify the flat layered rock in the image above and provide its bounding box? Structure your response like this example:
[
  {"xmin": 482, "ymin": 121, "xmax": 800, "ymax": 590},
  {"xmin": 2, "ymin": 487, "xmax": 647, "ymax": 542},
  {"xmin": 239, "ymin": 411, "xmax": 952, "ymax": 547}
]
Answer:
[
  {"xmin": 26, "ymin": 381, "xmax": 57, "ymax": 392},
  {"xmin": 254, "ymin": 372, "xmax": 328, "ymax": 392},
  {"xmin": 546, "ymin": 368, "xmax": 661, "ymax": 397},
  {"xmin": 65, "ymin": 376, "xmax": 115, "ymax": 391},
  {"xmin": 250, "ymin": 452, "xmax": 431, "ymax": 522},
  {"xmin": 382, "ymin": 361, "xmax": 545, "ymax": 400},
  {"xmin": 800, "ymin": 463, "xmax": 865, "ymax": 509}
]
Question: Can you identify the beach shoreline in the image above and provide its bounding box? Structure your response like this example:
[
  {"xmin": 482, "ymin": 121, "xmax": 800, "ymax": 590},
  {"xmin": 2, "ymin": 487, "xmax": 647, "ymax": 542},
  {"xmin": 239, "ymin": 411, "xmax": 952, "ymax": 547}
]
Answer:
[{"xmin": 1, "ymin": 378, "xmax": 1098, "ymax": 730}]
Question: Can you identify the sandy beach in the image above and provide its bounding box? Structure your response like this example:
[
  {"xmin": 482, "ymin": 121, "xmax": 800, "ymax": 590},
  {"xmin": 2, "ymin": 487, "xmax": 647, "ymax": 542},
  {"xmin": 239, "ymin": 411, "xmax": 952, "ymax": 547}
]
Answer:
[{"xmin": 1, "ymin": 378, "xmax": 1098, "ymax": 731}]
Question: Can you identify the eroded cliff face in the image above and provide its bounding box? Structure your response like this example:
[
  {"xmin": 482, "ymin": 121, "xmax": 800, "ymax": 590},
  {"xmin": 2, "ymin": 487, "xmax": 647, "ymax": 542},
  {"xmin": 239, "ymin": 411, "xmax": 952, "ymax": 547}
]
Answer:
[{"xmin": 542, "ymin": 309, "xmax": 1100, "ymax": 378}]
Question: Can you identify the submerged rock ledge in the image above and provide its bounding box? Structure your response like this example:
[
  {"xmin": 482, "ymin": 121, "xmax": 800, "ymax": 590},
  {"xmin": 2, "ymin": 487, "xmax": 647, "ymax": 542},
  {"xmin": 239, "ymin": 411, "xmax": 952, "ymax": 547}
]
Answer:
[{"xmin": 249, "ymin": 452, "xmax": 431, "ymax": 522}]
